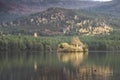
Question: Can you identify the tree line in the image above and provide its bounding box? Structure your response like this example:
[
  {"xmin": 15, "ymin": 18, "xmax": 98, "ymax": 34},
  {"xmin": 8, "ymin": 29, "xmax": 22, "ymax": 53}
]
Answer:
[{"xmin": 0, "ymin": 32, "xmax": 120, "ymax": 51}]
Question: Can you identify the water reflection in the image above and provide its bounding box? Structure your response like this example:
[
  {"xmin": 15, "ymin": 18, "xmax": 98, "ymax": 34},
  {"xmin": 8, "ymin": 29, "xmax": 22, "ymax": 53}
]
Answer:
[
  {"xmin": 57, "ymin": 52, "xmax": 113, "ymax": 80},
  {"xmin": 57, "ymin": 52, "xmax": 88, "ymax": 67},
  {"xmin": 0, "ymin": 51, "xmax": 120, "ymax": 80},
  {"xmin": 34, "ymin": 62, "xmax": 38, "ymax": 71},
  {"xmin": 92, "ymin": 65, "xmax": 113, "ymax": 78}
]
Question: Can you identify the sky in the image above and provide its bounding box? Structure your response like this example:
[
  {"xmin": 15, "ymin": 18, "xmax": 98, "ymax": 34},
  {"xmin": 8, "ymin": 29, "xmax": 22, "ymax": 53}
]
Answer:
[
  {"xmin": 76, "ymin": 0, "xmax": 113, "ymax": 1},
  {"xmin": 51, "ymin": 0, "xmax": 113, "ymax": 1},
  {"xmin": 93, "ymin": 0, "xmax": 112, "ymax": 2},
  {"xmin": 0, "ymin": 0, "xmax": 113, "ymax": 2}
]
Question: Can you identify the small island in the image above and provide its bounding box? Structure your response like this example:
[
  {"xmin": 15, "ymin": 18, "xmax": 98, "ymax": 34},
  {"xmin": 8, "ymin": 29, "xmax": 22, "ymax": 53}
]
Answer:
[{"xmin": 57, "ymin": 37, "xmax": 88, "ymax": 52}]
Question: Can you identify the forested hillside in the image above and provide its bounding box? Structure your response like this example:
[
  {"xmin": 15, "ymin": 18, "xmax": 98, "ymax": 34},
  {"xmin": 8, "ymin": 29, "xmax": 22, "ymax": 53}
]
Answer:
[
  {"xmin": 0, "ymin": 0, "xmax": 100, "ymax": 22},
  {"xmin": 0, "ymin": 8, "xmax": 114, "ymax": 36}
]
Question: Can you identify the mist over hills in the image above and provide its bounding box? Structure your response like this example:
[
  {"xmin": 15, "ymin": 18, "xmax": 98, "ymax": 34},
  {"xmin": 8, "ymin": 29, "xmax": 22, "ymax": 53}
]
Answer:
[
  {"xmin": 0, "ymin": 0, "xmax": 101, "ymax": 22},
  {"xmin": 0, "ymin": 0, "xmax": 118, "ymax": 10},
  {"xmin": 92, "ymin": 0, "xmax": 120, "ymax": 16},
  {"xmin": 0, "ymin": 0, "xmax": 100, "ymax": 12},
  {"xmin": 0, "ymin": 0, "xmax": 119, "ymax": 21}
]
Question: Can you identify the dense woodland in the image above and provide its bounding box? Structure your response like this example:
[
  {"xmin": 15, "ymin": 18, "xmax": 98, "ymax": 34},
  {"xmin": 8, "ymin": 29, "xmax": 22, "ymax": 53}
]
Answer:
[
  {"xmin": 0, "ymin": 29, "xmax": 120, "ymax": 51},
  {"xmin": 0, "ymin": 8, "xmax": 116, "ymax": 36}
]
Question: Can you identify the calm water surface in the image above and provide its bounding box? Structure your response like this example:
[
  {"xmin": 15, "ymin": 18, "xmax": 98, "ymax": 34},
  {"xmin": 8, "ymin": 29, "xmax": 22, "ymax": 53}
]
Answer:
[{"xmin": 0, "ymin": 51, "xmax": 120, "ymax": 80}]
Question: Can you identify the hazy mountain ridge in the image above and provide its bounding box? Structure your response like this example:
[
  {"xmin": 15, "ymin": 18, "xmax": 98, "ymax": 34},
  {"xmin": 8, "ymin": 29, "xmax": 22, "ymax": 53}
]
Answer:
[
  {"xmin": 0, "ymin": 0, "xmax": 100, "ymax": 23},
  {"xmin": 0, "ymin": 0, "xmax": 119, "ymax": 15},
  {"xmin": 0, "ymin": 8, "xmax": 113, "ymax": 36},
  {"xmin": 1, "ymin": 0, "xmax": 119, "ymax": 22},
  {"xmin": 92, "ymin": 0, "xmax": 120, "ymax": 16}
]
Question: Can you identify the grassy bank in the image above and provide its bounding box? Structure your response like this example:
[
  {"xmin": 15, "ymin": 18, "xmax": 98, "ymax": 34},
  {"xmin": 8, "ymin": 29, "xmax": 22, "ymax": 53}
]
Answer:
[
  {"xmin": 0, "ymin": 33, "xmax": 120, "ymax": 51},
  {"xmin": 0, "ymin": 35, "xmax": 71, "ymax": 51}
]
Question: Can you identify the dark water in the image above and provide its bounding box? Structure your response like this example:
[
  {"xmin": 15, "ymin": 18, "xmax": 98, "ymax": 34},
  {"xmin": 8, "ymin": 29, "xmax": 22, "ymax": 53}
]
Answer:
[{"xmin": 0, "ymin": 51, "xmax": 120, "ymax": 80}]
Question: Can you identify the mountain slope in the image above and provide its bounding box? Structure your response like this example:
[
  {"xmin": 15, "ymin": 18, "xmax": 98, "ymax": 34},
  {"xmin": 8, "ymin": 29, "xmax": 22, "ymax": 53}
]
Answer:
[
  {"xmin": 0, "ymin": 8, "xmax": 113, "ymax": 36},
  {"xmin": 92, "ymin": 0, "xmax": 120, "ymax": 16},
  {"xmin": 0, "ymin": 0, "xmax": 101, "ymax": 22},
  {"xmin": 1, "ymin": 0, "xmax": 120, "ymax": 21}
]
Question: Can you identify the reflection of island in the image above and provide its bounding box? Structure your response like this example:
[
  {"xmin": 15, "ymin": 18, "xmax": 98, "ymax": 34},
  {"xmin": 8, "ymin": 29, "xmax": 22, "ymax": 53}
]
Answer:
[
  {"xmin": 32, "ymin": 63, "xmax": 113, "ymax": 80},
  {"xmin": 0, "ymin": 51, "xmax": 114, "ymax": 80},
  {"xmin": 57, "ymin": 52, "xmax": 113, "ymax": 79},
  {"xmin": 57, "ymin": 52, "xmax": 88, "ymax": 67}
]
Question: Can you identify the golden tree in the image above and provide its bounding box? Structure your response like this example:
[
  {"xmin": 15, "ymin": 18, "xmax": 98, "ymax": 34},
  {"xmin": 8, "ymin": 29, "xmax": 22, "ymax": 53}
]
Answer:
[
  {"xmin": 34, "ymin": 32, "xmax": 38, "ymax": 38},
  {"xmin": 71, "ymin": 36, "xmax": 83, "ymax": 47}
]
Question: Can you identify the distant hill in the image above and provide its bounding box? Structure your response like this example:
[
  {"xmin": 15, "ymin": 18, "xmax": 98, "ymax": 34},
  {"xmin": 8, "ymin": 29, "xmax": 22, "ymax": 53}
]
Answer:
[
  {"xmin": 91, "ymin": 0, "xmax": 120, "ymax": 16},
  {"xmin": 0, "ymin": 8, "xmax": 113, "ymax": 36},
  {"xmin": 0, "ymin": 0, "xmax": 120, "ymax": 21},
  {"xmin": 0, "ymin": 0, "xmax": 101, "ymax": 22}
]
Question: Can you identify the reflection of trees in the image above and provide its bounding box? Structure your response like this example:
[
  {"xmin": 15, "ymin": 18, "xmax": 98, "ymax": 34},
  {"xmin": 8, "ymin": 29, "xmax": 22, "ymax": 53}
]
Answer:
[
  {"xmin": 57, "ymin": 52, "xmax": 88, "ymax": 67},
  {"xmin": 92, "ymin": 65, "xmax": 113, "ymax": 77},
  {"xmin": 57, "ymin": 52, "xmax": 113, "ymax": 80},
  {"xmin": 32, "ymin": 65, "xmax": 113, "ymax": 80},
  {"xmin": 0, "ymin": 51, "xmax": 114, "ymax": 80},
  {"xmin": 77, "ymin": 65, "xmax": 113, "ymax": 80},
  {"xmin": 0, "ymin": 64, "xmax": 113, "ymax": 80}
]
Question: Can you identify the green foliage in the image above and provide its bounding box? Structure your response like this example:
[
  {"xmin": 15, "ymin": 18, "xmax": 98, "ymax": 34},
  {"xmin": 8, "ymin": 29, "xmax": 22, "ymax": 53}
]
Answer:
[
  {"xmin": 0, "ymin": 35, "xmax": 71, "ymax": 51},
  {"xmin": 0, "ymin": 7, "xmax": 116, "ymax": 36},
  {"xmin": 0, "ymin": 30, "xmax": 120, "ymax": 51}
]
